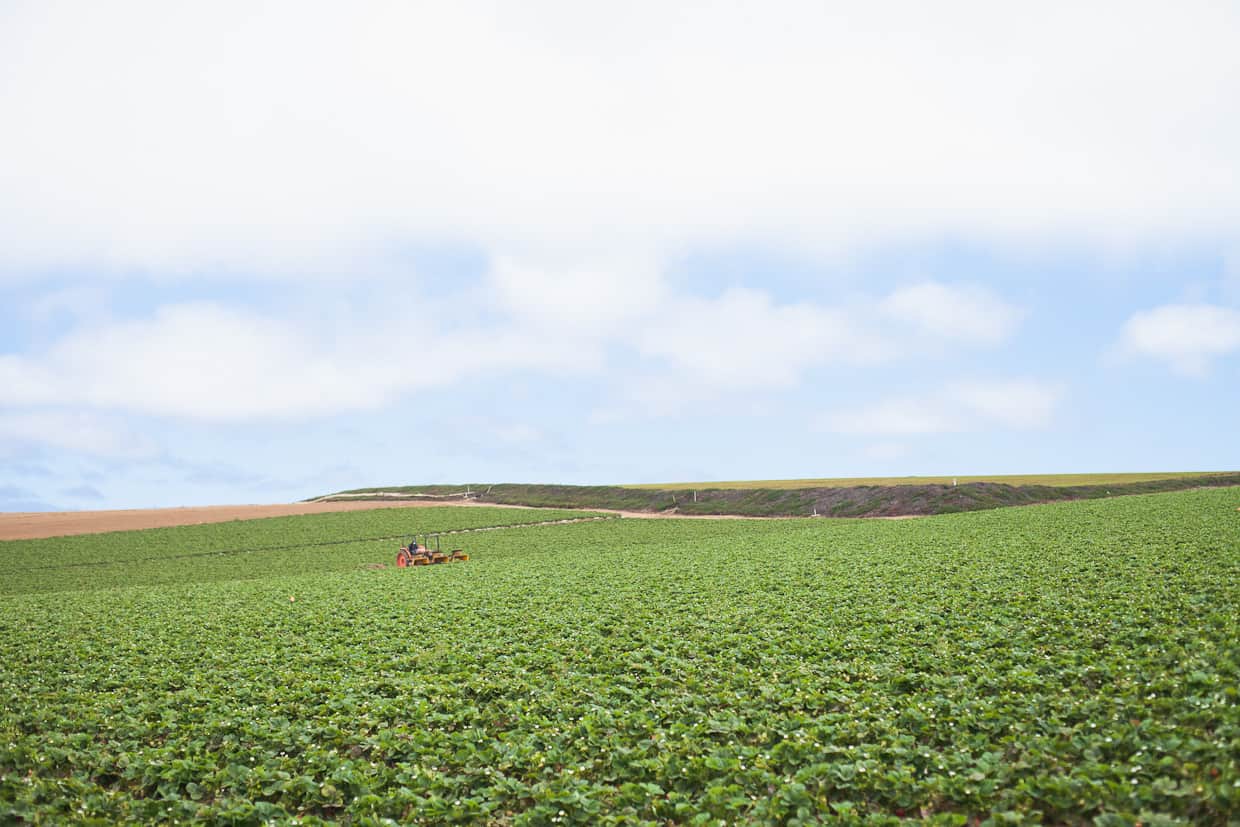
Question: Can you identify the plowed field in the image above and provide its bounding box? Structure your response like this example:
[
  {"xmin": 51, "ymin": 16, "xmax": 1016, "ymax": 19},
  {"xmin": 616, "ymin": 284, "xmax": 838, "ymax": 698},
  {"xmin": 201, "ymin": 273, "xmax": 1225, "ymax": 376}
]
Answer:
[{"xmin": 0, "ymin": 499, "xmax": 521, "ymax": 541}]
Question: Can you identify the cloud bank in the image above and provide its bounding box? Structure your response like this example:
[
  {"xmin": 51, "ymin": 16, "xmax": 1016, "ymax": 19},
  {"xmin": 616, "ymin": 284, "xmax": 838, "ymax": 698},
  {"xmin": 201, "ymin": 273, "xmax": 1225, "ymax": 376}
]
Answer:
[
  {"xmin": 823, "ymin": 380, "xmax": 1064, "ymax": 436},
  {"xmin": 3, "ymin": 2, "xmax": 1238, "ymax": 502},
  {"xmin": 1, "ymin": 281, "xmax": 1020, "ymax": 422},
  {"xmin": 1, "ymin": 1, "xmax": 1238, "ymax": 278},
  {"xmin": 1119, "ymin": 304, "xmax": 1240, "ymax": 376}
]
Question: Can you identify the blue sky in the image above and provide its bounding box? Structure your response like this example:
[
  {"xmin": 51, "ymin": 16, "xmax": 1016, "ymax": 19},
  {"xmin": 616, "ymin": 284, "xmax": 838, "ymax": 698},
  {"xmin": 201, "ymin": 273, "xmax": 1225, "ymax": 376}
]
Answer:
[{"xmin": 2, "ymin": 2, "xmax": 1239, "ymax": 510}]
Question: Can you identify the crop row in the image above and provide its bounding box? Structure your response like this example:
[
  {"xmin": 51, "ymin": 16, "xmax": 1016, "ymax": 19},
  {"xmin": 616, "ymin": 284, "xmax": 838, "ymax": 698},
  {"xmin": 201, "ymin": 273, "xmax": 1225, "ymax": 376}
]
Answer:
[{"xmin": 0, "ymin": 505, "xmax": 607, "ymax": 586}]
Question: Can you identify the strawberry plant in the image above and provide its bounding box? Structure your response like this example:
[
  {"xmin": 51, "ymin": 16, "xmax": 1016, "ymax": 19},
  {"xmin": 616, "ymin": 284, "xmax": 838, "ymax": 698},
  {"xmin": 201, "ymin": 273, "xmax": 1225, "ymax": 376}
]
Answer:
[{"xmin": 1, "ymin": 489, "xmax": 1237, "ymax": 823}]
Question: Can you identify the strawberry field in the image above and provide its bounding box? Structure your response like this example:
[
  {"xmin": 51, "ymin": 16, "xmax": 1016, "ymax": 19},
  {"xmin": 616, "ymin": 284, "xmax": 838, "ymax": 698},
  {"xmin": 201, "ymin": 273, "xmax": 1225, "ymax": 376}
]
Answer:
[
  {"xmin": 0, "ymin": 506, "xmax": 607, "ymax": 596},
  {"xmin": 1, "ymin": 491, "xmax": 1238, "ymax": 824}
]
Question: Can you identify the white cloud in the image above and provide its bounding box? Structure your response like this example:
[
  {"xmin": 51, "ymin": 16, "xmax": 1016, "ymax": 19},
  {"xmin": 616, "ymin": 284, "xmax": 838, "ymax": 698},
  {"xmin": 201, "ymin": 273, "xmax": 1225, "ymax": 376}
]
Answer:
[
  {"xmin": 826, "ymin": 397, "xmax": 958, "ymax": 436},
  {"xmin": 634, "ymin": 288, "xmax": 882, "ymax": 390},
  {"xmin": 822, "ymin": 379, "xmax": 1064, "ymax": 436},
  {"xmin": 1119, "ymin": 303, "xmax": 1240, "ymax": 376},
  {"xmin": 22, "ymin": 286, "xmax": 112, "ymax": 324},
  {"xmin": 0, "ymin": 304, "xmax": 391, "ymax": 420},
  {"xmin": 881, "ymin": 283, "xmax": 1022, "ymax": 344},
  {"xmin": 948, "ymin": 380, "xmax": 1062, "ymax": 430},
  {"xmin": 1, "ymin": 1, "xmax": 1238, "ymax": 279},
  {"xmin": 596, "ymin": 288, "xmax": 891, "ymax": 418},
  {"xmin": 460, "ymin": 417, "xmax": 543, "ymax": 446},
  {"xmin": 487, "ymin": 255, "xmax": 666, "ymax": 336},
  {"xmin": 0, "ymin": 301, "xmax": 596, "ymax": 422},
  {"xmin": 1, "ymin": 270, "xmax": 1029, "ymax": 426},
  {"xmin": 864, "ymin": 442, "xmax": 909, "ymax": 462},
  {"xmin": 0, "ymin": 411, "xmax": 158, "ymax": 458},
  {"xmin": 492, "ymin": 423, "xmax": 542, "ymax": 445},
  {"xmin": 604, "ymin": 282, "xmax": 1019, "ymax": 417}
]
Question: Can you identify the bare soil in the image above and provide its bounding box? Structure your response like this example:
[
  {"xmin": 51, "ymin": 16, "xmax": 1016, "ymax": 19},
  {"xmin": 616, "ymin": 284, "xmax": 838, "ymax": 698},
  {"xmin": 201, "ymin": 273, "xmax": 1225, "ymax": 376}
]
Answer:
[{"xmin": 0, "ymin": 499, "xmax": 512, "ymax": 541}]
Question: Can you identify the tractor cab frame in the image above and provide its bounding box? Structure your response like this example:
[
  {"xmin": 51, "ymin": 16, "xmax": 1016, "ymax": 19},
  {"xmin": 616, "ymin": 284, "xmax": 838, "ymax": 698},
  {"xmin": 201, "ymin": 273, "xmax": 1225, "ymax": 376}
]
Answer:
[{"xmin": 396, "ymin": 533, "xmax": 468, "ymax": 567}]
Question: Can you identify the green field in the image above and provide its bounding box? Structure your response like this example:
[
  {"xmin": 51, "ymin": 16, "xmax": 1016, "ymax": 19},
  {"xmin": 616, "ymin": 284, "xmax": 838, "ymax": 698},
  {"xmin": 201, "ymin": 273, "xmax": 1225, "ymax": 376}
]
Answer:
[
  {"xmin": 3, "ymin": 492, "xmax": 1239, "ymax": 824},
  {"xmin": 0, "ymin": 506, "xmax": 608, "ymax": 596},
  {"xmin": 622, "ymin": 472, "xmax": 1229, "ymax": 490}
]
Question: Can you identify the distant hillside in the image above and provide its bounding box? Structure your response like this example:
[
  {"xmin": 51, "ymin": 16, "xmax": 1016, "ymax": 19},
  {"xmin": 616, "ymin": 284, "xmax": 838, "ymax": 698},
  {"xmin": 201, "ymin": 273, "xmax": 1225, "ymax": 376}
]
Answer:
[
  {"xmin": 315, "ymin": 473, "xmax": 1240, "ymax": 518},
  {"xmin": 621, "ymin": 471, "xmax": 1228, "ymax": 490}
]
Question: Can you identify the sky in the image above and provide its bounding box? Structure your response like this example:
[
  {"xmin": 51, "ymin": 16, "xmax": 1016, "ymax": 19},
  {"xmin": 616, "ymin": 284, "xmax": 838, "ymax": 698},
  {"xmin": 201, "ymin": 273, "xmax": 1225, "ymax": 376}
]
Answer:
[{"xmin": 2, "ymin": 1, "xmax": 1239, "ymax": 511}]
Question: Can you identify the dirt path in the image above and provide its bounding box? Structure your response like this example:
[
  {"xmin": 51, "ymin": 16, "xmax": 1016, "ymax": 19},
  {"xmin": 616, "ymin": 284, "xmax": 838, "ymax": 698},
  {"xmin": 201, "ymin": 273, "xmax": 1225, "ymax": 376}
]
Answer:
[
  {"xmin": 312, "ymin": 492, "xmax": 799, "ymax": 521},
  {"xmin": 320, "ymin": 498, "xmax": 791, "ymax": 521}
]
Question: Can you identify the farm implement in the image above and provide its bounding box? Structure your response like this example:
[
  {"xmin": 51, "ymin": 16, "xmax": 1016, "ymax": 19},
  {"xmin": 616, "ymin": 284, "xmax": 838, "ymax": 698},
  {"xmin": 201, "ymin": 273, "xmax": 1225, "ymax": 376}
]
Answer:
[{"xmin": 396, "ymin": 533, "xmax": 468, "ymax": 567}]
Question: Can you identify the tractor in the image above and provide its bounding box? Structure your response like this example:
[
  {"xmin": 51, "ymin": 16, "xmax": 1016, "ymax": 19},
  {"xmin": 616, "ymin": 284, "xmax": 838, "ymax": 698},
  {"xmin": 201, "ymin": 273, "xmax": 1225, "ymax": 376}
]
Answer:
[{"xmin": 395, "ymin": 533, "xmax": 468, "ymax": 567}]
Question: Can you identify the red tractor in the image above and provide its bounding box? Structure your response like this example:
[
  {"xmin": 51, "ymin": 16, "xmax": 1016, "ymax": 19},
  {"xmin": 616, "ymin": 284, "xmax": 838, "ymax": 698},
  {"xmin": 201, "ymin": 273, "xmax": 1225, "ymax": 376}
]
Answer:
[{"xmin": 396, "ymin": 533, "xmax": 468, "ymax": 567}]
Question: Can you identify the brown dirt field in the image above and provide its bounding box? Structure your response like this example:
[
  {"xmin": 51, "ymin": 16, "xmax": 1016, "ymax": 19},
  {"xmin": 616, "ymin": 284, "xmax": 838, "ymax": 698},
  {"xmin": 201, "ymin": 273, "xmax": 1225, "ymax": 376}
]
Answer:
[{"xmin": 0, "ymin": 499, "xmax": 528, "ymax": 541}]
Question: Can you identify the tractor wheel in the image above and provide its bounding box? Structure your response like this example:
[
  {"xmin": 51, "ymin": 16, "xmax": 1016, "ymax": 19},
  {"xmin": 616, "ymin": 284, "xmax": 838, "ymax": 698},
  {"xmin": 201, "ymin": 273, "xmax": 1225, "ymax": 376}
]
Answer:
[{"xmin": 396, "ymin": 550, "xmax": 410, "ymax": 568}]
